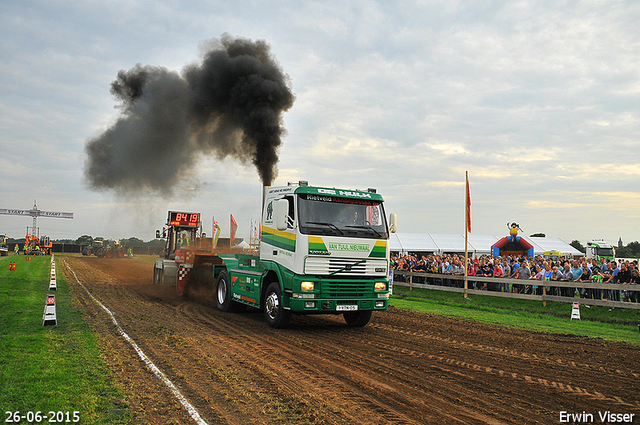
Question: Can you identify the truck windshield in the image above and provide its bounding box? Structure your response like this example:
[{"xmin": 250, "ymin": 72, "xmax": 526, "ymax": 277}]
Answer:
[
  {"xmin": 297, "ymin": 194, "xmax": 388, "ymax": 239},
  {"xmin": 597, "ymin": 247, "xmax": 615, "ymax": 257}
]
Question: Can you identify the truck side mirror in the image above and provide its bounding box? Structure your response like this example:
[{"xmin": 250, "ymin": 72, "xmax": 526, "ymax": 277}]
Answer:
[
  {"xmin": 389, "ymin": 213, "xmax": 397, "ymax": 233},
  {"xmin": 273, "ymin": 199, "xmax": 289, "ymax": 231},
  {"xmin": 155, "ymin": 230, "xmax": 161, "ymax": 239}
]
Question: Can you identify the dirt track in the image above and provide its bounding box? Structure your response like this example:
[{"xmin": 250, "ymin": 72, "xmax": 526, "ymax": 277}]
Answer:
[{"xmin": 61, "ymin": 256, "xmax": 640, "ymax": 425}]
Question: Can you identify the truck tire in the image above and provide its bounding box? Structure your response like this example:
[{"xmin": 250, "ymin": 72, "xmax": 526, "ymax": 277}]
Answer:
[
  {"xmin": 215, "ymin": 270, "xmax": 246, "ymax": 313},
  {"xmin": 263, "ymin": 281, "xmax": 291, "ymax": 329},
  {"xmin": 343, "ymin": 310, "xmax": 373, "ymax": 327}
]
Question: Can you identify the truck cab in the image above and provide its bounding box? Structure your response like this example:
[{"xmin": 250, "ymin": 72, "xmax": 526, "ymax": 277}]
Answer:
[
  {"xmin": 215, "ymin": 182, "xmax": 396, "ymax": 328},
  {"xmin": 586, "ymin": 240, "xmax": 615, "ymax": 264}
]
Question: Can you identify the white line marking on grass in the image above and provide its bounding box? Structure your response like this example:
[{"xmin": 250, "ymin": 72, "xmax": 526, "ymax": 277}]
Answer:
[{"xmin": 63, "ymin": 259, "xmax": 208, "ymax": 425}]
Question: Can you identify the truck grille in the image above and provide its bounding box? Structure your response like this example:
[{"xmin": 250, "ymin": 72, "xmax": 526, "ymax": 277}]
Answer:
[
  {"xmin": 305, "ymin": 258, "xmax": 387, "ymax": 276},
  {"xmin": 324, "ymin": 282, "xmax": 371, "ymax": 298}
]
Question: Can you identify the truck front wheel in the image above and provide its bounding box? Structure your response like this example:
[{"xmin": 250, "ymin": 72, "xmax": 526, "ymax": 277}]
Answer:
[
  {"xmin": 343, "ymin": 310, "xmax": 373, "ymax": 327},
  {"xmin": 263, "ymin": 282, "xmax": 291, "ymax": 329}
]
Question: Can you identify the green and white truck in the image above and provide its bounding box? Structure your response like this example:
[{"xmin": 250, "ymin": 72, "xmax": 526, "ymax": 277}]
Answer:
[
  {"xmin": 585, "ymin": 239, "xmax": 616, "ymax": 265},
  {"xmin": 154, "ymin": 181, "xmax": 396, "ymax": 328}
]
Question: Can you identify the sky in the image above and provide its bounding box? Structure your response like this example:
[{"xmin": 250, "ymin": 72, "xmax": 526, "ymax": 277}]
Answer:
[{"xmin": 1, "ymin": 0, "xmax": 639, "ymax": 246}]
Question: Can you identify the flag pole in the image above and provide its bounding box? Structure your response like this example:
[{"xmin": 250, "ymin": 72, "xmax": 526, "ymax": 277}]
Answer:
[{"xmin": 464, "ymin": 171, "xmax": 470, "ymax": 299}]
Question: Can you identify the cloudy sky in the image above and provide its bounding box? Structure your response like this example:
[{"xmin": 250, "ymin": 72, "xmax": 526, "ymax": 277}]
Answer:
[{"xmin": 1, "ymin": 0, "xmax": 639, "ymax": 246}]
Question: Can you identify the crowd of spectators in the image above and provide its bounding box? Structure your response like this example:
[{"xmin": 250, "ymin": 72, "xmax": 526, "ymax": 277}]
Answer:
[{"xmin": 390, "ymin": 253, "xmax": 639, "ymax": 302}]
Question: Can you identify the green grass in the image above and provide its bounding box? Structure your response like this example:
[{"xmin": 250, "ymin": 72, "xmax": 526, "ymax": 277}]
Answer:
[
  {"xmin": 390, "ymin": 285, "xmax": 640, "ymax": 345},
  {"xmin": 0, "ymin": 255, "xmax": 131, "ymax": 424}
]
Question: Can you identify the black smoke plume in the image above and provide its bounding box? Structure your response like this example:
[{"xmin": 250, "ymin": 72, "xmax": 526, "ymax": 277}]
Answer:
[{"xmin": 84, "ymin": 34, "xmax": 295, "ymax": 195}]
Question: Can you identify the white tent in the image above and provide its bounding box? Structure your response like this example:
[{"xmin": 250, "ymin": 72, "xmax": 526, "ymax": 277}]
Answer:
[
  {"xmin": 526, "ymin": 236, "xmax": 582, "ymax": 256},
  {"xmin": 389, "ymin": 233, "xmax": 438, "ymax": 253},
  {"xmin": 430, "ymin": 234, "xmax": 465, "ymax": 253},
  {"xmin": 236, "ymin": 240, "xmax": 250, "ymax": 250},
  {"xmin": 467, "ymin": 234, "xmax": 500, "ymax": 255},
  {"xmin": 391, "ymin": 233, "xmax": 581, "ymax": 257}
]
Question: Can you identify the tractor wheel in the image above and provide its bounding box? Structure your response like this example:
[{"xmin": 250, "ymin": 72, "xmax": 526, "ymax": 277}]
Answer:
[
  {"xmin": 106, "ymin": 249, "xmax": 114, "ymax": 259},
  {"xmin": 263, "ymin": 281, "xmax": 291, "ymax": 328},
  {"xmin": 153, "ymin": 265, "xmax": 164, "ymax": 284},
  {"xmin": 117, "ymin": 248, "xmax": 125, "ymax": 258},
  {"xmin": 343, "ymin": 310, "xmax": 373, "ymax": 327},
  {"xmin": 95, "ymin": 247, "xmax": 105, "ymax": 258}
]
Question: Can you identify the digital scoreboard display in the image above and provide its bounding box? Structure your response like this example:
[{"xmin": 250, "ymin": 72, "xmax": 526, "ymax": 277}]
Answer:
[{"xmin": 169, "ymin": 212, "xmax": 200, "ymax": 227}]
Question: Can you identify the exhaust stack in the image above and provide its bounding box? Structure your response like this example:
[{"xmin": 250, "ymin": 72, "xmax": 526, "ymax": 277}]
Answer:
[{"xmin": 262, "ymin": 185, "xmax": 270, "ymax": 218}]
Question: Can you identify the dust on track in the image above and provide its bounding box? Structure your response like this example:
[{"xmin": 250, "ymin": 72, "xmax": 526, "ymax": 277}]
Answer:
[{"xmin": 61, "ymin": 256, "xmax": 640, "ymax": 425}]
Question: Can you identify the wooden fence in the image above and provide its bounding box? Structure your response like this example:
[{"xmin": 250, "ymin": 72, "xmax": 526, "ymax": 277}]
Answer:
[{"xmin": 392, "ymin": 270, "xmax": 640, "ymax": 310}]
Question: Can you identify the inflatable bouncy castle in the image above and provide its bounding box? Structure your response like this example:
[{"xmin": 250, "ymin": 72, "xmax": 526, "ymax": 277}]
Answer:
[{"xmin": 491, "ymin": 222, "xmax": 534, "ymax": 258}]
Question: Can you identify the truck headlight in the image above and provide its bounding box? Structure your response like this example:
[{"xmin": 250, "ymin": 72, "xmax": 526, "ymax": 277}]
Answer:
[
  {"xmin": 374, "ymin": 282, "xmax": 386, "ymax": 291},
  {"xmin": 301, "ymin": 281, "xmax": 315, "ymax": 291}
]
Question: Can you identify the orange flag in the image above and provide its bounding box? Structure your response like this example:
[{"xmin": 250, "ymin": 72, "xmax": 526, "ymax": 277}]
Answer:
[{"xmin": 230, "ymin": 214, "xmax": 238, "ymax": 244}]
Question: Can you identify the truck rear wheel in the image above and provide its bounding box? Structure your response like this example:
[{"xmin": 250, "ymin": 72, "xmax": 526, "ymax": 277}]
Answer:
[
  {"xmin": 216, "ymin": 270, "xmax": 246, "ymax": 313},
  {"xmin": 343, "ymin": 310, "xmax": 373, "ymax": 327},
  {"xmin": 263, "ymin": 282, "xmax": 291, "ymax": 329}
]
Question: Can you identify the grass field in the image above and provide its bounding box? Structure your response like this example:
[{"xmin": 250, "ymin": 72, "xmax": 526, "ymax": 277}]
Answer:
[
  {"xmin": 0, "ymin": 255, "xmax": 130, "ymax": 424},
  {"xmin": 390, "ymin": 284, "xmax": 640, "ymax": 345}
]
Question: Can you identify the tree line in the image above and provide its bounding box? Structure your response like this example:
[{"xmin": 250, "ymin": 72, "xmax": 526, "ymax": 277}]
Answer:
[
  {"xmin": 569, "ymin": 239, "xmax": 640, "ymax": 258},
  {"xmin": 6, "ymin": 235, "xmax": 164, "ymax": 248}
]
